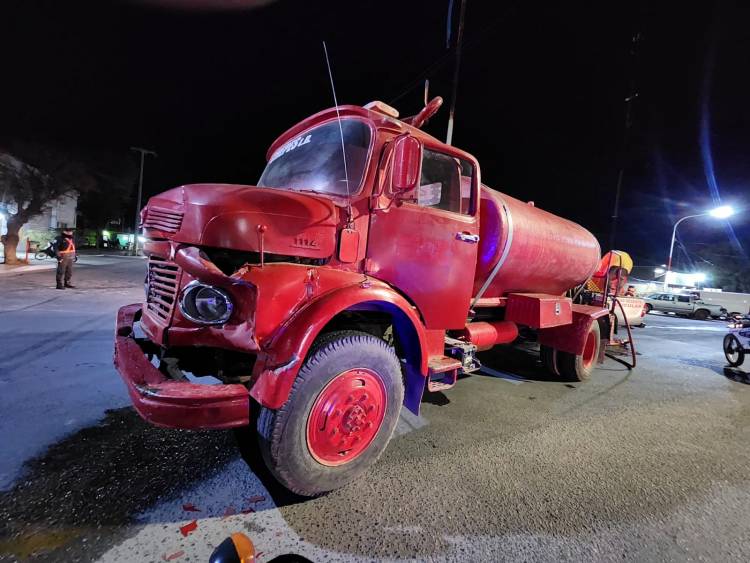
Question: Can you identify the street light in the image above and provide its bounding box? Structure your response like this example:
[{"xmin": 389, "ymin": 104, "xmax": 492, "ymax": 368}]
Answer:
[
  {"xmin": 664, "ymin": 205, "xmax": 736, "ymax": 289},
  {"xmin": 709, "ymin": 205, "xmax": 734, "ymax": 219},
  {"xmin": 130, "ymin": 146, "xmax": 157, "ymax": 256}
]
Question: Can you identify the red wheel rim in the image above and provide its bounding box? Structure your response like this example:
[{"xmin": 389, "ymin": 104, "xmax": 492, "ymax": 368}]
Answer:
[
  {"xmin": 582, "ymin": 329, "xmax": 598, "ymax": 368},
  {"xmin": 306, "ymin": 368, "xmax": 387, "ymax": 466}
]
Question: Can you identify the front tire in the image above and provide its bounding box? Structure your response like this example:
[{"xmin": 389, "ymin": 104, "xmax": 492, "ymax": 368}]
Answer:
[
  {"xmin": 724, "ymin": 334, "xmax": 745, "ymax": 367},
  {"xmin": 257, "ymin": 330, "xmax": 404, "ymax": 496},
  {"xmin": 693, "ymin": 309, "xmax": 710, "ymax": 321}
]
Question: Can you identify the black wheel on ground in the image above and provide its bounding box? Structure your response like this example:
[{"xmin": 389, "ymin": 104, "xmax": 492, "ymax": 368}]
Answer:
[
  {"xmin": 693, "ymin": 309, "xmax": 710, "ymax": 320},
  {"xmin": 723, "ymin": 334, "xmax": 745, "ymax": 367},
  {"xmin": 539, "ymin": 344, "xmax": 559, "ymax": 376},
  {"xmin": 558, "ymin": 321, "xmax": 601, "ymax": 382},
  {"xmin": 34, "ymin": 251, "xmax": 48, "ymax": 260},
  {"xmin": 644, "ymin": 303, "xmax": 653, "ymax": 313},
  {"xmin": 257, "ymin": 330, "xmax": 404, "ymax": 497}
]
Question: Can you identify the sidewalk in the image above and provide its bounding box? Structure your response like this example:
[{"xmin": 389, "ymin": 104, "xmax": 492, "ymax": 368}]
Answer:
[
  {"xmin": 0, "ymin": 251, "xmax": 145, "ymax": 276},
  {"xmin": 0, "ymin": 261, "xmax": 58, "ymax": 276}
]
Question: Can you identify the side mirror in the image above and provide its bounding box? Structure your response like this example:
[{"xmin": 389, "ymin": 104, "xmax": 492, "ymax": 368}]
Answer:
[{"xmin": 391, "ymin": 135, "xmax": 421, "ymax": 193}]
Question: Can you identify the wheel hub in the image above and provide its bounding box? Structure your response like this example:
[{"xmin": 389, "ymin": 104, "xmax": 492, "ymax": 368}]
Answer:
[
  {"xmin": 582, "ymin": 329, "xmax": 597, "ymax": 368},
  {"xmin": 306, "ymin": 368, "xmax": 387, "ymax": 466}
]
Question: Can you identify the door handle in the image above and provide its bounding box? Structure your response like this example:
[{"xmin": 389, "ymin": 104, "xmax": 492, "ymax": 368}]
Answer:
[{"xmin": 456, "ymin": 231, "xmax": 480, "ymax": 243}]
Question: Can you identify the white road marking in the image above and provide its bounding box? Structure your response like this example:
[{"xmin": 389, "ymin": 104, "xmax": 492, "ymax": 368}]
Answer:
[
  {"xmin": 478, "ymin": 366, "xmax": 526, "ymax": 384},
  {"xmin": 644, "ymin": 324, "xmax": 727, "ymax": 332}
]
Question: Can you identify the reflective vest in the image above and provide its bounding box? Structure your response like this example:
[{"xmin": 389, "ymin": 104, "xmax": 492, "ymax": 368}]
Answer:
[{"xmin": 59, "ymin": 238, "xmax": 76, "ymax": 255}]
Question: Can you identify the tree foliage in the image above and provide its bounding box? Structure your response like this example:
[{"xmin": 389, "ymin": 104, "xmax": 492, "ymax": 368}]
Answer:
[{"xmin": 0, "ymin": 141, "xmax": 136, "ymax": 264}]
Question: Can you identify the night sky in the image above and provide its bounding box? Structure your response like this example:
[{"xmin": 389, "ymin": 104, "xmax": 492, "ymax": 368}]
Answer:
[{"xmin": 2, "ymin": 0, "xmax": 748, "ymax": 283}]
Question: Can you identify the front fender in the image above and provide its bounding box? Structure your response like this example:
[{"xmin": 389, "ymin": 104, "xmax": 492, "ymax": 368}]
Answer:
[{"xmin": 249, "ymin": 280, "xmax": 428, "ymax": 409}]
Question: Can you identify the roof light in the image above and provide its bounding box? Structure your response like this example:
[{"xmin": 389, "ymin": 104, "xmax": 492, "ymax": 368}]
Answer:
[{"xmin": 364, "ymin": 101, "xmax": 399, "ymax": 118}]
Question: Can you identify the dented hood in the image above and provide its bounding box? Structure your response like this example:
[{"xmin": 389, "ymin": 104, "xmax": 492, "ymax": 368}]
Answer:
[{"xmin": 142, "ymin": 183, "xmax": 338, "ymax": 258}]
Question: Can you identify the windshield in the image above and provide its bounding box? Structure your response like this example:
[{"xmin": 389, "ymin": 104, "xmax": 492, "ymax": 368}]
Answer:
[{"xmin": 258, "ymin": 119, "xmax": 371, "ymax": 196}]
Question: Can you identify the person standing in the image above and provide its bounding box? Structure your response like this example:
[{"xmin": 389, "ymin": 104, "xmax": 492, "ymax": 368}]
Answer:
[{"xmin": 54, "ymin": 228, "xmax": 76, "ymax": 289}]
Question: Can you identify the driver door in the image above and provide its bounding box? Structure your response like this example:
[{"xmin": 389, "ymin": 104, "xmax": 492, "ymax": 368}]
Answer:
[{"xmin": 367, "ymin": 144, "xmax": 479, "ymax": 330}]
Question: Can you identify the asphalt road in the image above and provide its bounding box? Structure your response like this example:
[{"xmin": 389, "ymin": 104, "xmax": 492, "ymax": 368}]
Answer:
[{"xmin": 0, "ymin": 258, "xmax": 748, "ymax": 562}]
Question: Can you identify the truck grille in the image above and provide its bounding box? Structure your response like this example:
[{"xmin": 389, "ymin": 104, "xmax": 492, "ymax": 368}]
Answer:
[
  {"xmin": 142, "ymin": 206, "xmax": 183, "ymax": 233},
  {"xmin": 146, "ymin": 256, "xmax": 182, "ymax": 323}
]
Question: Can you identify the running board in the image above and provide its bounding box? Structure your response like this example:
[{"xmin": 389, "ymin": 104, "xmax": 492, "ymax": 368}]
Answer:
[{"xmin": 427, "ymin": 356, "xmax": 461, "ymax": 392}]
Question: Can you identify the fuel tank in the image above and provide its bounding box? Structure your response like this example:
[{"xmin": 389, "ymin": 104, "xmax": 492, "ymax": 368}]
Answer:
[
  {"xmin": 141, "ymin": 184, "xmax": 338, "ymax": 259},
  {"xmin": 474, "ymin": 186, "xmax": 601, "ymax": 298}
]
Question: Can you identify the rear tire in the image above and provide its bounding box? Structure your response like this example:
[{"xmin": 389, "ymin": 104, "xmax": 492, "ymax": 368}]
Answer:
[
  {"xmin": 724, "ymin": 334, "xmax": 745, "ymax": 367},
  {"xmin": 257, "ymin": 330, "xmax": 403, "ymax": 497},
  {"xmin": 558, "ymin": 321, "xmax": 601, "ymax": 382},
  {"xmin": 540, "ymin": 344, "xmax": 560, "ymax": 376},
  {"xmin": 644, "ymin": 303, "xmax": 653, "ymax": 314},
  {"xmin": 693, "ymin": 309, "xmax": 709, "ymax": 321}
]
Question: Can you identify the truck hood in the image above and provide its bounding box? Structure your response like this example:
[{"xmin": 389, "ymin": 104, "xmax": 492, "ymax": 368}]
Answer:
[{"xmin": 142, "ymin": 183, "xmax": 338, "ymax": 258}]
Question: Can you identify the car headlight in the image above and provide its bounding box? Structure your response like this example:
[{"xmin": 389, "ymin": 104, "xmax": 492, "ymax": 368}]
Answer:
[{"xmin": 179, "ymin": 282, "xmax": 233, "ymax": 325}]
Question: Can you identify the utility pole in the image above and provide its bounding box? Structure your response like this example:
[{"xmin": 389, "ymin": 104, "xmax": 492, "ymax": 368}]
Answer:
[
  {"xmin": 609, "ymin": 32, "xmax": 641, "ymax": 250},
  {"xmin": 445, "ymin": 0, "xmax": 467, "ymax": 146},
  {"xmin": 130, "ymin": 146, "xmax": 157, "ymax": 256}
]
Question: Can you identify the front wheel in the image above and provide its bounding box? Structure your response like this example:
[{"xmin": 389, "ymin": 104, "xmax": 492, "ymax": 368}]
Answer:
[
  {"xmin": 693, "ymin": 309, "xmax": 710, "ymax": 321},
  {"xmin": 257, "ymin": 330, "xmax": 404, "ymax": 496},
  {"xmin": 34, "ymin": 251, "xmax": 48, "ymax": 260},
  {"xmin": 724, "ymin": 334, "xmax": 745, "ymax": 367}
]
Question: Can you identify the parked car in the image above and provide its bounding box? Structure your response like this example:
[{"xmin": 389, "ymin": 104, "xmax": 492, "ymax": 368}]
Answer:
[
  {"xmin": 693, "ymin": 290, "xmax": 750, "ymax": 318},
  {"xmin": 643, "ymin": 293, "xmax": 725, "ymax": 320},
  {"xmin": 724, "ymin": 316, "xmax": 750, "ymax": 367}
]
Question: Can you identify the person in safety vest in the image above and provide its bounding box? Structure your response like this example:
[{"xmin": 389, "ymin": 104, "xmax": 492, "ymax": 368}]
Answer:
[{"xmin": 54, "ymin": 228, "xmax": 76, "ymax": 289}]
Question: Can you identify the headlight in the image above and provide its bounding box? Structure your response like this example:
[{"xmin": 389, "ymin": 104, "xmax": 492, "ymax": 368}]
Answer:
[{"xmin": 179, "ymin": 282, "xmax": 233, "ymax": 325}]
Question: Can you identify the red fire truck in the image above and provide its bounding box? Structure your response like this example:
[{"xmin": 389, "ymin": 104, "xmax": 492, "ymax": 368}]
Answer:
[{"xmin": 114, "ymin": 97, "xmax": 609, "ymax": 495}]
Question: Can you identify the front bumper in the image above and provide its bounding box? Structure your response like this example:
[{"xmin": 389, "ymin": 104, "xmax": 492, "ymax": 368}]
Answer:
[{"xmin": 114, "ymin": 304, "xmax": 250, "ymax": 429}]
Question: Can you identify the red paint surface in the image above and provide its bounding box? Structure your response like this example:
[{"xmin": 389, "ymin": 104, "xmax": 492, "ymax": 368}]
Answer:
[
  {"xmin": 505, "ymin": 293, "xmax": 573, "ymax": 329},
  {"xmin": 114, "ymin": 304, "xmax": 250, "ymax": 429},
  {"xmin": 474, "ymin": 188, "xmax": 601, "ymax": 298},
  {"xmin": 538, "ymin": 304, "xmax": 609, "ymax": 355},
  {"xmin": 458, "ymin": 321, "xmax": 518, "ymax": 351},
  {"xmin": 306, "ymin": 368, "xmax": 387, "ymax": 466}
]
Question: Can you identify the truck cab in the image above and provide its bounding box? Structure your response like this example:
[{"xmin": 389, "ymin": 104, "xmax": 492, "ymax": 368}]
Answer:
[{"xmin": 114, "ymin": 98, "xmax": 608, "ymax": 496}]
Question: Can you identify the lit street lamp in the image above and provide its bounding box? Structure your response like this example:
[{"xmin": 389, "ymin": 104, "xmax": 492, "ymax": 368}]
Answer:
[{"xmin": 664, "ymin": 205, "xmax": 735, "ymax": 289}]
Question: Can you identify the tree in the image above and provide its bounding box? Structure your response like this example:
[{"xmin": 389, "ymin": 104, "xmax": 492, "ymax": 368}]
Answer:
[{"xmin": 0, "ymin": 141, "xmax": 135, "ymax": 264}]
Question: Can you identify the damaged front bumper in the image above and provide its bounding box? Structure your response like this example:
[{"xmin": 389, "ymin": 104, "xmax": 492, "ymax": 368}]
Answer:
[{"xmin": 114, "ymin": 303, "xmax": 250, "ymax": 429}]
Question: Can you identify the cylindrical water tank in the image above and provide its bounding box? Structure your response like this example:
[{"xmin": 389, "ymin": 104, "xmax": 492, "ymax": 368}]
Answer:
[{"xmin": 473, "ymin": 187, "xmax": 601, "ymax": 299}]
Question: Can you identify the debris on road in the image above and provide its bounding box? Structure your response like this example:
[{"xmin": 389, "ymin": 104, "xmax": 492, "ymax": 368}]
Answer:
[
  {"xmin": 182, "ymin": 502, "xmax": 201, "ymax": 512},
  {"xmin": 162, "ymin": 549, "xmax": 185, "ymax": 561},
  {"xmin": 179, "ymin": 520, "xmax": 198, "ymax": 537}
]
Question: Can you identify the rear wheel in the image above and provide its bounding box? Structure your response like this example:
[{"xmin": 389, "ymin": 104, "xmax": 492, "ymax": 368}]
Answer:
[
  {"xmin": 558, "ymin": 321, "xmax": 601, "ymax": 381},
  {"xmin": 724, "ymin": 334, "xmax": 745, "ymax": 367},
  {"xmin": 644, "ymin": 303, "xmax": 653, "ymax": 314},
  {"xmin": 693, "ymin": 309, "xmax": 710, "ymax": 321},
  {"xmin": 257, "ymin": 330, "xmax": 403, "ymax": 496},
  {"xmin": 540, "ymin": 344, "xmax": 560, "ymax": 376}
]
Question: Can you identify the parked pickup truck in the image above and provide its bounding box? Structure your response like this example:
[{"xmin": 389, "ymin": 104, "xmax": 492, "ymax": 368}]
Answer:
[
  {"xmin": 643, "ymin": 293, "xmax": 725, "ymax": 320},
  {"xmin": 114, "ymin": 97, "xmax": 614, "ymax": 496}
]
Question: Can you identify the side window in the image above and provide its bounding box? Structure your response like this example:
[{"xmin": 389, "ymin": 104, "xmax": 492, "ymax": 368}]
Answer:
[
  {"xmin": 677, "ymin": 296, "xmax": 690, "ymax": 303},
  {"xmin": 417, "ymin": 148, "xmax": 474, "ymax": 215},
  {"xmin": 664, "ymin": 295, "xmax": 675, "ymax": 302}
]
